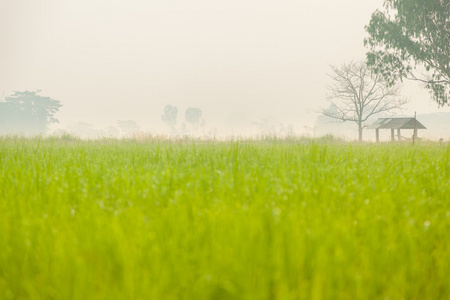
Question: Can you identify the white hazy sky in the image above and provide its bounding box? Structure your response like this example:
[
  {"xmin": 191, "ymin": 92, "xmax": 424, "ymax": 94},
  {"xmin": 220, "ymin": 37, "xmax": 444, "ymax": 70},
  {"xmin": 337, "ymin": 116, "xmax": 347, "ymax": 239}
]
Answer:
[{"xmin": 1, "ymin": 0, "xmax": 448, "ymax": 134}]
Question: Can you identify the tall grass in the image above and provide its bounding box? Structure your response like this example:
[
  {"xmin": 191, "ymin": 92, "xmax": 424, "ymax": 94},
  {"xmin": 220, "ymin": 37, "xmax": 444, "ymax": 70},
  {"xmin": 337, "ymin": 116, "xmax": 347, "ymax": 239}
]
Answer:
[{"xmin": 0, "ymin": 137, "xmax": 449, "ymax": 299}]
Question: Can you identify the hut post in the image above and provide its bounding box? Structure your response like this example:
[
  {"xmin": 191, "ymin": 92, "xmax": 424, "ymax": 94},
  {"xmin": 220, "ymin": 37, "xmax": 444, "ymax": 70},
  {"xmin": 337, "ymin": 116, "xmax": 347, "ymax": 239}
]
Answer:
[
  {"xmin": 397, "ymin": 129, "xmax": 401, "ymax": 141},
  {"xmin": 391, "ymin": 129, "xmax": 395, "ymax": 141},
  {"xmin": 376, "ymin": 129, "xmax": 380, "ymax": 143}
]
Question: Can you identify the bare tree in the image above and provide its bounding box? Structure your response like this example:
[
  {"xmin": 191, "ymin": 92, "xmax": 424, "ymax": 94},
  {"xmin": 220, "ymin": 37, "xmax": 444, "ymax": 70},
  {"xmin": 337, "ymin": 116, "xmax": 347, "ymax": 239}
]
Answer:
[{"xmin": 322, "ymin": 61, "xmax": 408, "ymax": 142}]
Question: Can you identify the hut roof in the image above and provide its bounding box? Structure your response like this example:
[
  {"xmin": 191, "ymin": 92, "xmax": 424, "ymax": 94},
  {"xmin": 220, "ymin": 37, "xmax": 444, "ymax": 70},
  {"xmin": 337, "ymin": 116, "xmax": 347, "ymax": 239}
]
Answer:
[{"xmin": 367, "ymin": 118, "xmax": 426, "ymax": 130}]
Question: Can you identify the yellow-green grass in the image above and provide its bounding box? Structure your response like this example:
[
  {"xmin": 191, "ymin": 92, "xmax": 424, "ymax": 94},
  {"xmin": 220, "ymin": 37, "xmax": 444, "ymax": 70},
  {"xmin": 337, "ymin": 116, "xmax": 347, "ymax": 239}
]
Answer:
[{"xmin": 0, "ymin": 137, "xmax": 449, "ymax": 299}]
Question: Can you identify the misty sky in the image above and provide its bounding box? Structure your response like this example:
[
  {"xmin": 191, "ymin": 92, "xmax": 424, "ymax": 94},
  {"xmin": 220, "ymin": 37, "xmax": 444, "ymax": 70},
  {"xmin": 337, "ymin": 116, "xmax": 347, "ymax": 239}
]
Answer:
[{"xmin": 1, "ymin": 0, "xmax": 448, "ymax": 134}]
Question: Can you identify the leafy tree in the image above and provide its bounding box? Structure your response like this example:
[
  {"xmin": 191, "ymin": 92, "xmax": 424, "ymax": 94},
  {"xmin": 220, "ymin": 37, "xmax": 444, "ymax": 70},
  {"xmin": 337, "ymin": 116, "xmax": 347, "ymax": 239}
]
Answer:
[
  {"xmin": 0, "ymin": 90, "xmax": 62, "ymax": 134},
  {"xmin": 322, "ymin": 61, "xmax": 408, "ymax": 142},
  {"xmin": 364, "ymin": 0, "xmax": 450, "ymax": 106},
  {"xmin": 185, "ymin": 107, "xmax": 202, "ymax": 132},
  {"xmin": 161, "ymin": 105, "xmax": 178, "ymax": 133}
]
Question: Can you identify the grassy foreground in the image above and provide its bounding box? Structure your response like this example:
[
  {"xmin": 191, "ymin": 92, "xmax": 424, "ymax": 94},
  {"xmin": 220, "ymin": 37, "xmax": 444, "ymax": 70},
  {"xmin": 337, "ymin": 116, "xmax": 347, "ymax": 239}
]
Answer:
[{"xmin": 0, "ymin": 137, "xmax": 449, "ymax": 299}]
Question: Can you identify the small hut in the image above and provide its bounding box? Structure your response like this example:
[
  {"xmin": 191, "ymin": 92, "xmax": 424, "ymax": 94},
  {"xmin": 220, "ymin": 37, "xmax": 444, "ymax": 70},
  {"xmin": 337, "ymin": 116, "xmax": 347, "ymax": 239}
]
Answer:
[{"xmin": 367, "ymin": 117, "xmax": 426, "ymax": 142}]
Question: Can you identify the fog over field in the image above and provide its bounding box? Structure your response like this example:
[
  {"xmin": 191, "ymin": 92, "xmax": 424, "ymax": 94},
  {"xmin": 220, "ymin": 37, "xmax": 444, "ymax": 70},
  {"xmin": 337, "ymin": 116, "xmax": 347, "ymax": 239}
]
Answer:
[
  {"xmin": 2, "ymin": 2, "xmax": 450, "ymax": 298},
  {"xmin": 1, "ymin": 0, "xmax": 449, "ymax": 139}
]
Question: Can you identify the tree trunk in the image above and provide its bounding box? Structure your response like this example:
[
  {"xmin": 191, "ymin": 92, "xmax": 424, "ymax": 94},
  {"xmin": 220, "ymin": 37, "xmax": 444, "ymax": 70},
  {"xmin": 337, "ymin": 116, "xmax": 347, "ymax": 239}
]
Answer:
[{"xmin": 358, "ymin": 123, "xmax": 363, "ymax": 142}]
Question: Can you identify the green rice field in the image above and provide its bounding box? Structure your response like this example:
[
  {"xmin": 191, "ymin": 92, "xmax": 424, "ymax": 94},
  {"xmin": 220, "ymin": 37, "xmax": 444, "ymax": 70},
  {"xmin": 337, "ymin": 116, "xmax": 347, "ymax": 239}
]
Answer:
[{"xmin": 0, "ymin": 136, "xmax": 449, "ymax": 299}]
